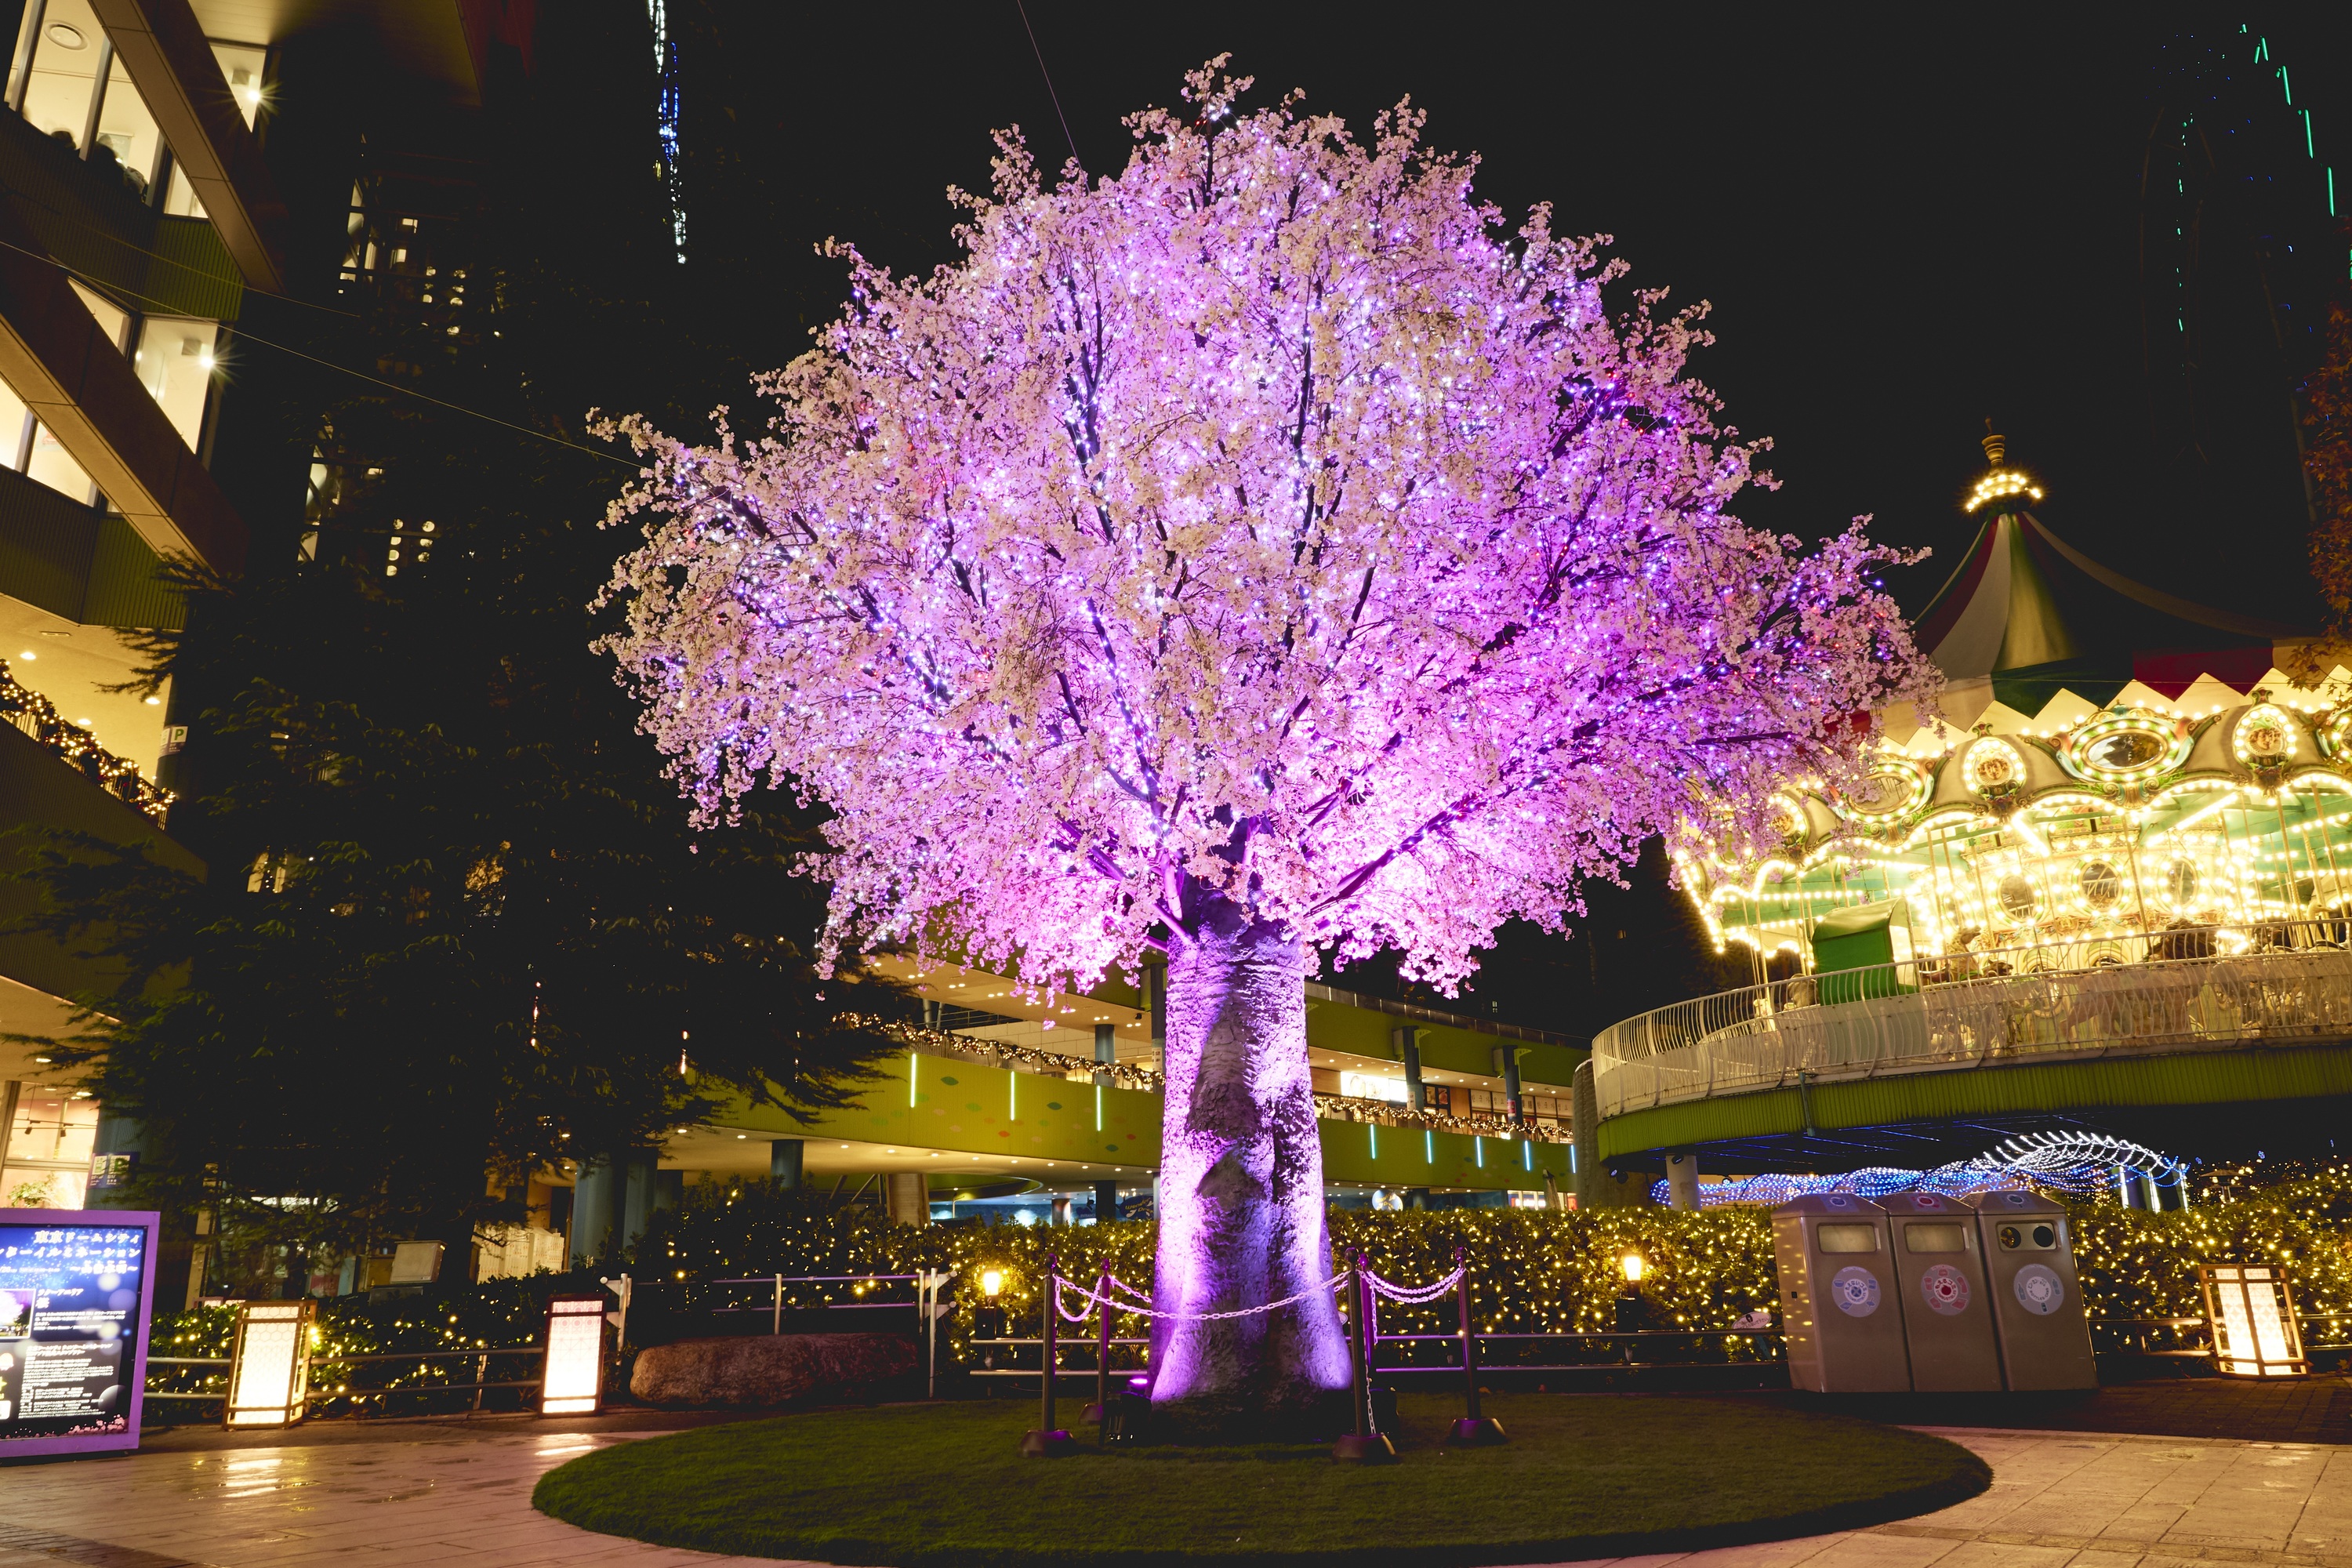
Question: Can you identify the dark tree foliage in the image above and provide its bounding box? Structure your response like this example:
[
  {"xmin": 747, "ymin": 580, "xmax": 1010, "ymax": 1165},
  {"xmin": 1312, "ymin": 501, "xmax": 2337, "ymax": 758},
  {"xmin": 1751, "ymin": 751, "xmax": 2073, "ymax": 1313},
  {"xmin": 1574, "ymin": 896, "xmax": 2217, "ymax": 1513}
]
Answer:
[
  {"xmin": 2303, "ymin": 217, "xmax": 2352, "ymax": 672},
  {"xmin": 6, "ymin": 3, "xmax": 898, "ymax": 1252}
]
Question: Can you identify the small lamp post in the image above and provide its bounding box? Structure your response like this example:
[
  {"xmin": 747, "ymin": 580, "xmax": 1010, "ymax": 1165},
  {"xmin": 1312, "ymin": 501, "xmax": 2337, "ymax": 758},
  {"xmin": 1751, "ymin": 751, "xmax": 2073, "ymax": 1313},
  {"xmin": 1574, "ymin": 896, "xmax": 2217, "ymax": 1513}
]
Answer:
[
  {"xmin": 973, "ymin": 1268, "xmax": 1007, "ymax": 1374},
  {"xmin": 1615, "ymin": 1251, "xmax": 1646, "ymax": 1363},
  {"xmin": 2201, "ymin": 1264, "xmax": 2310, "ymax": 1378}
]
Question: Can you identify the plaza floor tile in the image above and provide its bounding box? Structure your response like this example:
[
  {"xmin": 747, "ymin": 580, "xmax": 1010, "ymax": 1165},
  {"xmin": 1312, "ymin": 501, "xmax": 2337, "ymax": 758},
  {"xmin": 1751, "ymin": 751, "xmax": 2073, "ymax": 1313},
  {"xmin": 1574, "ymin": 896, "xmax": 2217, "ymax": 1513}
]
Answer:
[{"xmin": 5, "ymin": 1419, "xmax": 2349, "ymax": 1568}]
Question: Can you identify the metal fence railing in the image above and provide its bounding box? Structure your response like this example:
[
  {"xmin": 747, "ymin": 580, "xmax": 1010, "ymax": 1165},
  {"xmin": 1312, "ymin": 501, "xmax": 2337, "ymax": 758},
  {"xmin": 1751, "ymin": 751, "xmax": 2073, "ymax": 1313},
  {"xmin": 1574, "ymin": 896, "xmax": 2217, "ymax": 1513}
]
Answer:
[
  {"xmin": 1592, "ymin": 918, "xmax": 2352, "ymax": 1117},
  {"xmin": 144, "ymin": 1347, "xmax": 550, "ymax": 1420}
]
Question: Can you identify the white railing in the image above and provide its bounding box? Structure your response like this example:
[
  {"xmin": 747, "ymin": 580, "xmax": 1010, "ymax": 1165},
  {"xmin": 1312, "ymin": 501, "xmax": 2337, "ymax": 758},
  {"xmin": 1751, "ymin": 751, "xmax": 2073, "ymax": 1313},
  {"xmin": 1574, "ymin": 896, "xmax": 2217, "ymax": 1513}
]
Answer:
[{"xmin": 1592, "ymin": 920, "xmax": 2352, "ymax": 1119}]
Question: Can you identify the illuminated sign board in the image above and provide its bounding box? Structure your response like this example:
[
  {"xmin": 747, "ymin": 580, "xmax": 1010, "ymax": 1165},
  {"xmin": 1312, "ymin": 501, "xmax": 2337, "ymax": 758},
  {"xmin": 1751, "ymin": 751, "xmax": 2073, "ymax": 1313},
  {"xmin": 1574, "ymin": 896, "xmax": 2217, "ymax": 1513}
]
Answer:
[
  {"xmin": 540, "ymin": 1294, "xmax": 606, "ymax": 1414},
  {"xmin": 0, "ymin": 1209, "xmax": 159, "ymax": 1459}
]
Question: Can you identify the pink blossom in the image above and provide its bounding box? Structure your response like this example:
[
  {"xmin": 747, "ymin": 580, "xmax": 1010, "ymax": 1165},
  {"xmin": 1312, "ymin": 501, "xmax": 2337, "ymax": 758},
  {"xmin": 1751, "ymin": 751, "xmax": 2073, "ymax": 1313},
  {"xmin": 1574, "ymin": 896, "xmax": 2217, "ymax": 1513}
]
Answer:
[{"xmin": 597, "ymin": 59, "xmax": 1934, "ymax": 1000}]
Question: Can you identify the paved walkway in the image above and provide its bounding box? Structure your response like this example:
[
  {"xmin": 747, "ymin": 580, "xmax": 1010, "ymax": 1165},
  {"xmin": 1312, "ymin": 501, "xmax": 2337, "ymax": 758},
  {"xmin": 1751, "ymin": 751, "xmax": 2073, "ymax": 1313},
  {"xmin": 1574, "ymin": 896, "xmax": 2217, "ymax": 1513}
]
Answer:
[
  {"xmin": 0, "ymin": 1423, "xmax": 2345, "ymax": 1567},
  {"xmin": 1766, "ymin": 1375, "xmax": 2352, "ymax": 1447}
]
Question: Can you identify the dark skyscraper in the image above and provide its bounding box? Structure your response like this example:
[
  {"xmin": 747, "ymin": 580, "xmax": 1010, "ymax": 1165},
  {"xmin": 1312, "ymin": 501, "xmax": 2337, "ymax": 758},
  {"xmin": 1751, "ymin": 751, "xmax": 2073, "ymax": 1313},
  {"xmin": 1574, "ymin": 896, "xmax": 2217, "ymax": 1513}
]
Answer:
[{"xmin": 2139, "ymin": 27, "xmax": 2340, "ymax": 562}]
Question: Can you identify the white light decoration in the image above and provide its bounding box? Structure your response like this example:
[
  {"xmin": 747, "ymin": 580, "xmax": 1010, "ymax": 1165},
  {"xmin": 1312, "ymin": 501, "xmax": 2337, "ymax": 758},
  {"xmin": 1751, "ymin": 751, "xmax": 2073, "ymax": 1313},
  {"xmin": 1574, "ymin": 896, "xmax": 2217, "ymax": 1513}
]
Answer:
[
  {"xmin": 1964, "ymin": 468, "xmax": 2045, "ymax": 512},
  {"xmin": 224, "ymin": 1300, "xmax": 311, "ymax": 1428},
  {"xmin": 2200, "ymin": 1264, "xmax": 2308, "ymax": 1378},
  {"xmin": 1836, "ymin": 759, "xmax": 1934, "ymax": 824},
  {"xmin": 539, "ymin": 1295, "xmax": 608, "ymax": 1415},
  {"xmin": 1675, "ymin": 696, "xmax": 2352, "ymax": 969},
  {"xmin": 2230, "ymin": 705, "xmax": 2299, "ymax": 769},
  {"xmin": 1960, "ymin": 736, "xmax": 2027, "ymax": 804},
  {"xmin": 2060, "ymin": 711, "xmax": 2190, "ymax": 786}
]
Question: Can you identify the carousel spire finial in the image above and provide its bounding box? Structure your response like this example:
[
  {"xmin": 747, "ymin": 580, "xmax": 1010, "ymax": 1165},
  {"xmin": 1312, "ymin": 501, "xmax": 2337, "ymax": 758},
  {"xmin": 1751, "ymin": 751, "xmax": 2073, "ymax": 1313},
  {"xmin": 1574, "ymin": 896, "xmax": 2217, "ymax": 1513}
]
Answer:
[{"xmin": 1965, "ymin": 421, "xmax": 2042, "ymax": 513}]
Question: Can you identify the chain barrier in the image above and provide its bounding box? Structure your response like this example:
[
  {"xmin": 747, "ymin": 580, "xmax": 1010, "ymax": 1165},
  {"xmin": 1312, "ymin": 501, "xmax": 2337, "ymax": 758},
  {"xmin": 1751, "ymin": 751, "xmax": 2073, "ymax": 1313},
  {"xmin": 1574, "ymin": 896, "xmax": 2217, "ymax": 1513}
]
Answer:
[
  {"xmin": 1363, "ymin": 1265, "xmax": 1466, "ymax": 1304},
  {"xmin": 1043, "ymin": 1261, "xmax": 1463, "ymax": 1325},
  {"xmin": 1048, "ymin": 1271, "xmax": 1348, "ymax": 1323}
]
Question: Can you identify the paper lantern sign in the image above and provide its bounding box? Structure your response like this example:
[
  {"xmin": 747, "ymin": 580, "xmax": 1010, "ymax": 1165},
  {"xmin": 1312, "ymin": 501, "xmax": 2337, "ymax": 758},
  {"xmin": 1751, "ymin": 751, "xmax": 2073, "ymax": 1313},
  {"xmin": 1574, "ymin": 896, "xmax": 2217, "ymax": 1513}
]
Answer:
[
  {"xmin": 540, "ymin": 1294, "xmax": 607, "ymax": 1415},
  {"xmin": 2201, "ymin": 1264, "xmax": 2308, "ymax": 1379},
  {"xmin": 226, "ymin": 1299, "xmax": 312, "ymax": 1428}
]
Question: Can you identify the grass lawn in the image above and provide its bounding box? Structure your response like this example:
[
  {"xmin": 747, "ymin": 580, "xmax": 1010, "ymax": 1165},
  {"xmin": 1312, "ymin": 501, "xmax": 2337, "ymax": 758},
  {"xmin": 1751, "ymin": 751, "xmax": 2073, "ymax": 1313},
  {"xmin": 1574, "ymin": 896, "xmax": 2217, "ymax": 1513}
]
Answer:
[{"xmin": 532, "ymin": 1391, "xmax": 1989, "ymax": 1566}]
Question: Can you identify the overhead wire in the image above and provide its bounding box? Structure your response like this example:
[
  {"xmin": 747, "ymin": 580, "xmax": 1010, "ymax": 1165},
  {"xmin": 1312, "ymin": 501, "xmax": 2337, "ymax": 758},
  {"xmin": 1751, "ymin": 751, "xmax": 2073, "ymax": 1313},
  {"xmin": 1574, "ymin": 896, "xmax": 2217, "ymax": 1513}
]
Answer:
[
  {"xmin": 0, "ymin": 230, "xmax": 638, "ymax": 467},
  {"xmin": 1012, "ymin": 0, "xmax": 1080, "ymax": 172},
  {"xmin": 0, "ymin": 176, "xmax": 360, "ymax": 317}
]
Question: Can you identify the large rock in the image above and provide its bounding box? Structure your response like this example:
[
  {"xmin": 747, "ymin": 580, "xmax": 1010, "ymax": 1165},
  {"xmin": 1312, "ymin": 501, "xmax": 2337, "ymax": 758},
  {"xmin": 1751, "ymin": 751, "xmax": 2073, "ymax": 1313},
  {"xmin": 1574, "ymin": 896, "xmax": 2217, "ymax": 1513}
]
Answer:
[{"xmin": 629, "ymin": 1332, "xmax": 919, "ymax": 1407}]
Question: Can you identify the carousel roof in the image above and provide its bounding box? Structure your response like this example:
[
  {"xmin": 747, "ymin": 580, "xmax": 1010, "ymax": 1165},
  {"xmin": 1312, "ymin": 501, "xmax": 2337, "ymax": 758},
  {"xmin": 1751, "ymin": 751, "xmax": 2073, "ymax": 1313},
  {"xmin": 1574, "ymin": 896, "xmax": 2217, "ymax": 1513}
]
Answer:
[{"xmin": 1911, "ymin": 506, "xmax": 2302, "ymax": 723}]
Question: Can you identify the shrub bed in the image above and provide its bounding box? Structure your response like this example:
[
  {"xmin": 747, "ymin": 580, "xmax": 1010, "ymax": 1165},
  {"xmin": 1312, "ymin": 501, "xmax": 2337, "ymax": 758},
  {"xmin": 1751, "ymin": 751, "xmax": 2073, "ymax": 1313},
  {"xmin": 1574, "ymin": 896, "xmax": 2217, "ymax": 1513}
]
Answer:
[{"xmin": 144, "ymin": 1160, "xmax": 2352, "ymax": 1404}]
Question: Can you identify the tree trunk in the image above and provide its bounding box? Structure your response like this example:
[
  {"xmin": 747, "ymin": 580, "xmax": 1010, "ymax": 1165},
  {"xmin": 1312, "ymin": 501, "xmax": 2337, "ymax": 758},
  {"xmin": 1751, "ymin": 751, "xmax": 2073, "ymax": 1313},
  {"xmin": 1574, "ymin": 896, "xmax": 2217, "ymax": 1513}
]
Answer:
[{"xmin": 1149, "ymin": 887, "xmax": 1350, "ymax": 1434}]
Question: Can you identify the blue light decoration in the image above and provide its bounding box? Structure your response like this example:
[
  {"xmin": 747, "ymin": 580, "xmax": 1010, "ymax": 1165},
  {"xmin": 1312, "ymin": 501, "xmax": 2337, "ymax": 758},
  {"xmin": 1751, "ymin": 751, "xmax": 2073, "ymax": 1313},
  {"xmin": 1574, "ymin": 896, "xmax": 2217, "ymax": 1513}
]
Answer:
[
  {"xmin": 648, "ymin": 0, "xmax": 685, "ymax": 259},
  {"xmin": 1651, "ymin": 1132, "xmax": 2191, "ymax": 1208}
]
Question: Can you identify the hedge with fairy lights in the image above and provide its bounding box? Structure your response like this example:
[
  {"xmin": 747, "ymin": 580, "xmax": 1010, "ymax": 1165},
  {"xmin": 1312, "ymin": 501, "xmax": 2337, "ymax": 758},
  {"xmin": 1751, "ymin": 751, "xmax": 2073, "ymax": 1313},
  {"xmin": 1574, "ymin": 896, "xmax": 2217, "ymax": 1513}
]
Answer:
[
  {"xmin": 144, "ymin": 1272, "xmax": 612, "ymax": 1414},
  {"xmin": 140, "ymin": 1163, "xmax": 2352, "ymax": 1396}
]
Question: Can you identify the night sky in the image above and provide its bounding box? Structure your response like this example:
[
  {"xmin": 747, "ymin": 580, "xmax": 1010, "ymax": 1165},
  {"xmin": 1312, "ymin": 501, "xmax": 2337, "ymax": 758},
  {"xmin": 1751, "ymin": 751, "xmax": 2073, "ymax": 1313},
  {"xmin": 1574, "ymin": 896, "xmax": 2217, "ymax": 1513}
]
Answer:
[
  {"xmin": 670, "ymin": 5, "xmax": 2350, "ymax": 1029},
  {"xmin": 681, "ymin": 5, "xmax": 2347, "ymax": 622}
]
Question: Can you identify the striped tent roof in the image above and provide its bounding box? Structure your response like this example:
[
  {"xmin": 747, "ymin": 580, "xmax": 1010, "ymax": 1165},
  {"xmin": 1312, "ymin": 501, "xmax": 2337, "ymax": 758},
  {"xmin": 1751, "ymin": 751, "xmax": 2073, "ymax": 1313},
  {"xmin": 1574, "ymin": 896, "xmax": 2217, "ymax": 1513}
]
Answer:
[{"xmin": 1911, "ymin": 506, "xmax": 2302, "ymax": 721}]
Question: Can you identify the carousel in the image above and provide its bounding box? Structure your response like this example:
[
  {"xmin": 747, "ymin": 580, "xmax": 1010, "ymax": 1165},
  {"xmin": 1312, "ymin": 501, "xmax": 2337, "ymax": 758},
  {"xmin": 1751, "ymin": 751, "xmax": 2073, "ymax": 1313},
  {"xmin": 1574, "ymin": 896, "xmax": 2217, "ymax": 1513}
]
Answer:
[{"xmin": 1679, "ymin": 434, "xmax": 2347, "ymax": 979}]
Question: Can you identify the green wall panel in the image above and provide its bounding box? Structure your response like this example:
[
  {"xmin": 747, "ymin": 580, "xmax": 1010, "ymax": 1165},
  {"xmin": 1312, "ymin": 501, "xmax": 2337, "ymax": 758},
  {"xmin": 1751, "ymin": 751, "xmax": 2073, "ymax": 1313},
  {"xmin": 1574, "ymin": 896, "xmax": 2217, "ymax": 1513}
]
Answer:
[
  {"xmin": 1597, "ymin": 1043, "xmax": 2352, "ymax": 1157},
  {"xmin": 82, "ymin": 519, "xmax": 183, "ymax": 630},
  {"xmin": 706, "ymin": 1050, "xmax": 1573, "ymax": 1192}
]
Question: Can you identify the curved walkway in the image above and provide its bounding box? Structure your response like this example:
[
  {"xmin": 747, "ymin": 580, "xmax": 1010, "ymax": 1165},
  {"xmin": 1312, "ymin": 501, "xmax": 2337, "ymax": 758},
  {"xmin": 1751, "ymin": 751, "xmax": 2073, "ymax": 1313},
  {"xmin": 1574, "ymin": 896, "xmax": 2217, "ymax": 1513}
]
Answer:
[
  {"xmin": 0, "ymin": 1410, "xmax": 2346, "ymax": 1568},
  {"xmin": 1590, "ymin": 946, "xmax": 2352, "ymax": 1157}
]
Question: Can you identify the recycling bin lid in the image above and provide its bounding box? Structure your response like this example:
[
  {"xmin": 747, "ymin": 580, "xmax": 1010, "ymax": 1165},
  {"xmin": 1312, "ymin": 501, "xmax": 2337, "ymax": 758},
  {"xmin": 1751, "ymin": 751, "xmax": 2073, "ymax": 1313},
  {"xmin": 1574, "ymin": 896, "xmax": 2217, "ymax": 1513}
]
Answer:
[
  {"xmin": 1772, "ymin": 1192, "xmax": 1888, "ymax": 1217},
  {"xmin": 1878, "ymin": 1191, "xmax": 1967, "ymax": 1214},
  {"xmin": 1968, "ymin": 1188, "xmax": 2065, "ymax": 1216}
]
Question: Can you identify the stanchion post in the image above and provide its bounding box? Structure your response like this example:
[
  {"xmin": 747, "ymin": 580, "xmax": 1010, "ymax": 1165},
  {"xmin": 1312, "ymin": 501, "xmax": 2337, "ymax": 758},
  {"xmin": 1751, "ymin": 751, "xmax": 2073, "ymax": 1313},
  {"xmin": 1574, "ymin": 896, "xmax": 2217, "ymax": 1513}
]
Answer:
[
  {"xmin": 1040, "ymin": 1252, "xmax": 1057, "ymax": 1432},
  {"xmin": 1082, "ymin": 1265, "xmax": 1115, "ymax": 1436},
  {"xmin": 1333, "ymin": 1249, "xmax": 1395, "ymax": 1463},
  {"xmin": 1020, "ymin": 1251, "xmax": 1073, "ymax": 1457},
  {"xmin": 1447, "ymin": 1245, "xmax": 1506, "ymax": 1446}
]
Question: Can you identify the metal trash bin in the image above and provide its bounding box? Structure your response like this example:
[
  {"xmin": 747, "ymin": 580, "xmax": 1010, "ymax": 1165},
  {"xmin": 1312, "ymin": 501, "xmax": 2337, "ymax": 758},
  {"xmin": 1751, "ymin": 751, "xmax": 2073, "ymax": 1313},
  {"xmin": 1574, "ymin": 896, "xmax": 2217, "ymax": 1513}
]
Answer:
[
  {"xmin": 1770, "ymin": 1193, "xmax": 1911, "ymax": 1392},
  {"xmin": 1969, "ymin": 1189, "xmax": 2096, "ymax": 1389},
  {"xmin": 1881, "ymin": 1192, "xmax": 2002, "ymax": 1391}
]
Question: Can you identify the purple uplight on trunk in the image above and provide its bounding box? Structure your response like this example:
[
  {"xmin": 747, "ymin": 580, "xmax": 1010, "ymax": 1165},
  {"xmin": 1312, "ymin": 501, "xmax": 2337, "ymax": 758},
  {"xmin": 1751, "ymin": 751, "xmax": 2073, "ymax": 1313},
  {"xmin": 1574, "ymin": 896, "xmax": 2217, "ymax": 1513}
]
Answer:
[{"xmin": 1149, "ymin": 887, "xmax": 1351, "ymax": 1429}]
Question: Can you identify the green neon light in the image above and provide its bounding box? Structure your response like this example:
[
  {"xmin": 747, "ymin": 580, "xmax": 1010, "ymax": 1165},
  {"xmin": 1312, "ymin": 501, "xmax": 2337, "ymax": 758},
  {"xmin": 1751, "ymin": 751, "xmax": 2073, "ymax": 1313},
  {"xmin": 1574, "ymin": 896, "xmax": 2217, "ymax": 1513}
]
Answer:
[
  {"xmin": 2306, "ymin": 111, "xmax": 2315, "ymax": 158},
  {"xmin": 909, "ymin": 1052, "xmax": 918, "ymax": 1107},
  {"xmin": 1369, "ymin": 1123, "xmax": 1378, "ymax": 1159},
  {"xmin": 1523, "ymin": 1139, "xmax": 1534, "ymax": 1171},
  {"xmin": 1009, "ymin": 1072, "xmax": 1017, "ymax": 1120},
  {"xmin": 2282, "ymin": 66, "xmax": 2292, "ymax": 105},
  {"xmin": 1094, "ymin": 1084, "xmax": 1102, "ymax": 1131},
  {"xmin": 1424, "ymin": 1130, "xmax": 1434, "ymax": 1164},
  {"xmin": 1475, "ymin": 1138, "xmax": 1483, "ymax": 1168}
]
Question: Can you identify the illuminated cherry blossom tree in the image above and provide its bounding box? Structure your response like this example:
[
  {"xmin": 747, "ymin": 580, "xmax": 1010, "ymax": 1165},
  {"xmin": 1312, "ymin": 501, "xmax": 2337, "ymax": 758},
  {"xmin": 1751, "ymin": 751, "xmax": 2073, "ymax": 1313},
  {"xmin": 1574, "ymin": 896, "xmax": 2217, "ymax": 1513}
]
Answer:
[{"xmin": 598, "ymin": 62, "xmax": 1933, "ymax": 1428}]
